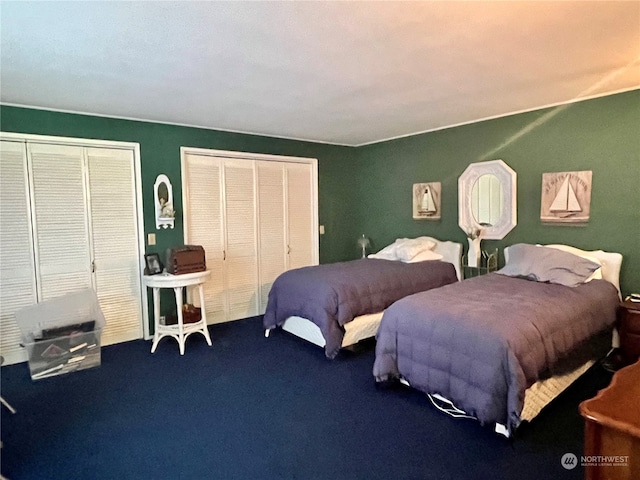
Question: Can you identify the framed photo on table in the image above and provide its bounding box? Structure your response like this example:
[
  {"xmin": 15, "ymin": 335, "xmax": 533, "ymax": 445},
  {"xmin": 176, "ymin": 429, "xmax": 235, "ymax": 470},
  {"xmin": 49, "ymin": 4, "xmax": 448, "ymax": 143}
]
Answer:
[{"xmin": 145, "ymin": 253, "xmax": 163, "ymax": 275}]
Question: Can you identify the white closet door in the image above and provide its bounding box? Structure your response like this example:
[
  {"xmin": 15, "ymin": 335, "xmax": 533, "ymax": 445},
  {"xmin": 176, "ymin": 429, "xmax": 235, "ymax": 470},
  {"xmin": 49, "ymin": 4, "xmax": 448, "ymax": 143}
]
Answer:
[
  {"xmin": 286, "ymin": 162, "xmax": 315, "ymax": 269},
  {"xmin": 223, "ymin": 160, "xmax": 258, "ymax": 320},
  {"xmin": 0, "ymin": 141, "xmax": 37, "ymax": 364},
  {"xmin": 183, "ymin": 154, "xmax": 226, "ymax": 323},
  {"xmin": 87, "ymin": 147, "xmax": 143, "ymax": 345},
  {"xmin": 28, "ymin": 143, "xmax": 93, "ymax": 300},
  {"xmin": 256, "ymin": 161, "xmax": 286, "ymax": 313}
]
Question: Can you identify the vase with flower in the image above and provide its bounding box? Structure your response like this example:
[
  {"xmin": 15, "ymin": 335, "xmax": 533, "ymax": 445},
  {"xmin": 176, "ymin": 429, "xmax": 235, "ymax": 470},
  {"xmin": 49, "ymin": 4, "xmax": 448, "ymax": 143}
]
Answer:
[{"xmin": 465, "ymin": 226, "xmax": 483, "ymax": 268}]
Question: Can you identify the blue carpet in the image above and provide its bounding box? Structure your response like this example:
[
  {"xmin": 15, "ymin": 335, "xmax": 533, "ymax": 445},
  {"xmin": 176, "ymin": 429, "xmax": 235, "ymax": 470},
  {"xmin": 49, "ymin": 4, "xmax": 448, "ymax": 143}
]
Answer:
[{"xmin": 1, "ymin": 316, "xmax": 612, "ymax": 480}]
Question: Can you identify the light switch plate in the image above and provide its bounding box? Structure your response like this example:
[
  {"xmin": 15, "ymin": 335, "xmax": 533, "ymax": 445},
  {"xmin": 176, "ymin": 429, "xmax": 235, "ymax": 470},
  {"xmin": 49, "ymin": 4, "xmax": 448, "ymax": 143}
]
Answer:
[
  {"xmin": 319, "ymin": 225, "xmax": 325, "ymax": 235},
  {"xmin": 148, "ymin": 233, "xmax": 156, "ymax": 245}
]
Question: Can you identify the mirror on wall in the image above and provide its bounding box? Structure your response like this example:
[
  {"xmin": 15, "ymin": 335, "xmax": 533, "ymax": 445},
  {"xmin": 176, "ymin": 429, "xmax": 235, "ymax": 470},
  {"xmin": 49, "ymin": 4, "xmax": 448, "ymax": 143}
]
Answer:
[
  {"xmin": 458, "ymin": 159, "xmax": 516, "ymax": 240},
  {"xmin": 154, "ymin": 174, "xmax": 175, "ymax": 229},
  {"xmin": 471, "ymin": 174, "xmax": 502, "ymax": 227}
]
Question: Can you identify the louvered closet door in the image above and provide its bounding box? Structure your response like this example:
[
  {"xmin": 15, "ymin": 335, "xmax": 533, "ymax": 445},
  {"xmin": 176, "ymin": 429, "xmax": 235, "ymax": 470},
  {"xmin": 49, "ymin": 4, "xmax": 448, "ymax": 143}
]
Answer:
[
  {"xmin": 183, "ymin": 154, "xmax": 226, "ymax": 323},
  {"xmin": 87, "ymin": 147, "xmax": 143, "ymax": 345},
  {"xmin": 256, "ymin": 161, "xmax": 286, "ymax": 313},
  {"xmin": 0, "ymin": 141, "xmax": 37, "ymax": 364},
  {"xmin": 28, "ymin": 143, "xmax": 93, "ymax": 300},
  {"xmin": 286, "ymin": 163, "xmax": 315, "ymax": 269},
  {"xmin": 223, "ymin": 160, "xmax": 258, "ymax": 320}
]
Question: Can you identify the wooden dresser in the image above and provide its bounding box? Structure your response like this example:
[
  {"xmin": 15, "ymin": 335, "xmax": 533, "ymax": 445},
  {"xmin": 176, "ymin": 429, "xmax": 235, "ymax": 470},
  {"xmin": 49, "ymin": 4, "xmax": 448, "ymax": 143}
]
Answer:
[{"xmin": 579, "ymin": 360, "xmax": 640, "ymax": 480}]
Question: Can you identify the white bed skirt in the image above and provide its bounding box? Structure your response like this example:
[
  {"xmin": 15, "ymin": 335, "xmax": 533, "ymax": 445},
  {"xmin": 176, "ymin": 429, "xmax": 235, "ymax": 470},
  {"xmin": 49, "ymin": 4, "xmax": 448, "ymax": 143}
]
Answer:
[{"xmin": 281, "ymin": 312, "xmax": 384, "ymax": 348}]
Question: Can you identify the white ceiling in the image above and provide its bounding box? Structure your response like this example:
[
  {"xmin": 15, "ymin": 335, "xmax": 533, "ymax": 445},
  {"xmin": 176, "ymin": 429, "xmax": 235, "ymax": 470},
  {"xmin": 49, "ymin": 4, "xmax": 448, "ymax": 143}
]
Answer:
[{"xmin": 1, "ymin": 1, "xmax": 639, "ymax": 146}]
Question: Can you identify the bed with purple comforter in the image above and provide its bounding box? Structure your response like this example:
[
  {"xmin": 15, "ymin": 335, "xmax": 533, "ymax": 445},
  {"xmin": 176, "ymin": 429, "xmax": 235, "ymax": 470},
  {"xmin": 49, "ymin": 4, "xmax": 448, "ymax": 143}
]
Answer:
[
  {"xmin": 373, "ymin": 273, "xmax": 619, "ymax": 434},
  {"xmin": 263, "ymin": 258, "xmax": 458, "ymax": 358}
]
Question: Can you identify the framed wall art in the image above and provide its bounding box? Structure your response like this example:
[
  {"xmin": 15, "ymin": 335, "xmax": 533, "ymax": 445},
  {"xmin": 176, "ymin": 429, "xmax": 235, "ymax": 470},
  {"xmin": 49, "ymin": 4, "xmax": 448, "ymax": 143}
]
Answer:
[
  {"xmin": 413, "ymin": 182, "xmax": 441, "ymax": 220},
  {"xmin": 540, "ymin": 171, "xmax": 592, "ymax": 224}
]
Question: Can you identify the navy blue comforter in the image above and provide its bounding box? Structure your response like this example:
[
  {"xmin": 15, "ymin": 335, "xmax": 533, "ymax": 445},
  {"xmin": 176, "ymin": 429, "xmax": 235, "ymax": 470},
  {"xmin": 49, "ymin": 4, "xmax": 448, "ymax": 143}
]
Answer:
[
  {"xmin": 263, "ymin": 259, "xmax": 458, "ymax": 358},
  {"xmin": 373, "ymin": 273, "xmax": 619, "ymax": 433}
]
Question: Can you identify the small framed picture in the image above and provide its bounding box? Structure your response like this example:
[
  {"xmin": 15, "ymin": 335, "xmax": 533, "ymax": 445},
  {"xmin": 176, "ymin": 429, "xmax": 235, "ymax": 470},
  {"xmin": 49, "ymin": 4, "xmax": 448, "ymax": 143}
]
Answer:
[{"xmin": 144, "ymin": 253, "xmax": 163, "ymax": 275}]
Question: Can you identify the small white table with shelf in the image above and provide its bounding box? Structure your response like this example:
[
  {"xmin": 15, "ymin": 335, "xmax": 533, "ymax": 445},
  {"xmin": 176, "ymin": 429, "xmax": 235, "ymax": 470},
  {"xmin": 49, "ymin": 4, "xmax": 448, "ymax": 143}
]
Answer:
[{"xmin": 143, "ymin": 270, "xmax": 212, "ymax": 355}]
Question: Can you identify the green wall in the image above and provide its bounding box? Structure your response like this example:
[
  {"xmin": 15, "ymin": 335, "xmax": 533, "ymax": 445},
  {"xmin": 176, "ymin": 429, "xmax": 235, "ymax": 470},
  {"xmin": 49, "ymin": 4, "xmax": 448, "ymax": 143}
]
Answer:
[
  {"xmin": 2, "ymin": 89, "xmax": 638, "ymax": 301},
  {"xmin": 0, "ymin": 106, "xmax": 359, "ymax": 264},
  {"xmin": 353, "ymin": 90, "xmax": 640, "ymax": 296},
  {"xmin": 0, "ymin": 106, "xmax": 361, "ymax": 331}
]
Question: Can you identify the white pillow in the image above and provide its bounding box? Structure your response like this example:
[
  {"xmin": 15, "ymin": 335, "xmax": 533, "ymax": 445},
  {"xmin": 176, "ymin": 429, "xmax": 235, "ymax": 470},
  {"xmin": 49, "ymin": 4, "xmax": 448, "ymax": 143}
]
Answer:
[
  {"xmin": 543, "ymin": 245, "xmax": 603, "ymax": 283},
  {"xmin": 369, "ymin": 237, "xmax": 437, "ymax": 261},
  {"xmin": 405, "ymin": 249, "xmax": 443, "ymax": 263},
  {"xmin": 394, "ymin": 237, "xmax": 437, "ymax": 261},
  {"xmin": 368, "ymin": 242, "xmax": 398, "ymax": 260}
]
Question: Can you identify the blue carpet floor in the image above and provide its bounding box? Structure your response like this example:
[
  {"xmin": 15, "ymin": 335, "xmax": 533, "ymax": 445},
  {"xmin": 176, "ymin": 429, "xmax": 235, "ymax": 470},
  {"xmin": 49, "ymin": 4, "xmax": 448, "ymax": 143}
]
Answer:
[{"xmin": 1, "ymin": 316, "xmax": 612, "ymax": 480}]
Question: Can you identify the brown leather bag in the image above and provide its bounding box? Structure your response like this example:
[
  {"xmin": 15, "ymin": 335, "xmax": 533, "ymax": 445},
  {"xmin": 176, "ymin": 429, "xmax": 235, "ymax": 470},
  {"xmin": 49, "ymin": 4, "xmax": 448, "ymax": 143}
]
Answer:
[{"xmin": 165, "ymin": 245, "xmax": 206, "ymax": 275}]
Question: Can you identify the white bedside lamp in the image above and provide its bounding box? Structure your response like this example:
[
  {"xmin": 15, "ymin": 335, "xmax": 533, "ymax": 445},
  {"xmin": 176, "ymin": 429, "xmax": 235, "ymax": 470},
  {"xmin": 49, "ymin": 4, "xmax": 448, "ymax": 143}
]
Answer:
[{"xmin": 358, "ymin": 234, "xmax": 370, "ymax": 259}]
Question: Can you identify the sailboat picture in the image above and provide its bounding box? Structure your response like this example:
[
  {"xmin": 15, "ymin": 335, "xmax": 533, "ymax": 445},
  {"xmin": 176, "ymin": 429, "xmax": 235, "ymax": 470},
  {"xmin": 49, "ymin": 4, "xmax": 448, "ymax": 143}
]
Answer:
[
  {"xmin": 540, "ymin": 171, "xmax": 592, "ymax": 224},
  {"xmin": 413, "ymin": 182, "xmax": 441, "ymax": 220}
]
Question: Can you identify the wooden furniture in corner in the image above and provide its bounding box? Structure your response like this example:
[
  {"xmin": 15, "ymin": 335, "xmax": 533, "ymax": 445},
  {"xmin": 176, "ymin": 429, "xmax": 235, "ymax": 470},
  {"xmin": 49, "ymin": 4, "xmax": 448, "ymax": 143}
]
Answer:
[
  {"xmin": 579, "ymin": 360, "xmax": 640, "ymax": 480},
  {"xmin": 619, "ymin": 300, "xmax": 640, "ymax": 366}
]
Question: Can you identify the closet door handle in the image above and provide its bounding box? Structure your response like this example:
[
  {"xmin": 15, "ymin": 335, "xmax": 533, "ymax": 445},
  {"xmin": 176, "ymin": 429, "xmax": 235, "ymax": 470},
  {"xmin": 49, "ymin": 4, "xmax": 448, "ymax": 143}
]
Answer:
[
  {"xmin": 223, "ymin": 250, "xmax": 226, "ymax": 261},
  {"xmin": 287, "ymin": 245, "xmax": 291, "ymax": 254}
]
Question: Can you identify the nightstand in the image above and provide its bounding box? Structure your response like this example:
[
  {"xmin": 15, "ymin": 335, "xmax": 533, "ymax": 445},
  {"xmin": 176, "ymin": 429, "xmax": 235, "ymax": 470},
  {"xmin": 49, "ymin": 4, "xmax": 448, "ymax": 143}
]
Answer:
[
  {"xmin": 619, "ymin": 300, "xmax": 640, "ymax": 366},
  {"xmin": 463, "ymin": 248, "xmax": 498, "ymax": 279}
]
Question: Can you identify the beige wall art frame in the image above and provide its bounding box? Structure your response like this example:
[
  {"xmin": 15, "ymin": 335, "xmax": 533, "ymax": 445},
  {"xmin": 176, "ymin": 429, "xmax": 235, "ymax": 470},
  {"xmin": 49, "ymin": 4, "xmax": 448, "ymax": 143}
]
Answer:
[
  {"xmin": 413, "ymin": 182, "xmax": 441, "ymax": 220},
  {"xmin": 540, "ymin": 171, "xmax": 592, "ymax": 224}
]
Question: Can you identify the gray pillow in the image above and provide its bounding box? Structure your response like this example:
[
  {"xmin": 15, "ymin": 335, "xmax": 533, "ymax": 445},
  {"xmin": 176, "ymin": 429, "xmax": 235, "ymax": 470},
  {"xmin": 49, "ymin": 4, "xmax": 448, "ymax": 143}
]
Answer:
[{"xmin": 498, "ymin": 243, "xmax": 601, "ymax": 287}]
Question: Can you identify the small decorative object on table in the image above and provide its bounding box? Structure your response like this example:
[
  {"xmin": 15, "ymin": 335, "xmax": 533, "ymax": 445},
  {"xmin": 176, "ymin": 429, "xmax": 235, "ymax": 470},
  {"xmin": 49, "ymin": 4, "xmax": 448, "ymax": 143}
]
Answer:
[
  {"xmin": 165, "ymin": 303, "xmax": 202, "ymax": 325},
  {"xmin": 144, "ymin": 253, "xmax": 163, "ymax": 275},
  {"xmin": 464, "ymin": 226, "xmax": 483, "ymax": 268},
  {"xmin": 166, "ymin": 245, "xmax": 206, "ymax": 275}
]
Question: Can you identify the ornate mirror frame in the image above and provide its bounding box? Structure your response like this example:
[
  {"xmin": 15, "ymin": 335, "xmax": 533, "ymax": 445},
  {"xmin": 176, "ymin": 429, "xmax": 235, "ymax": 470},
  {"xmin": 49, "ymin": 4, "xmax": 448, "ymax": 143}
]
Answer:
[
  {"xmin": 154, "ymin": 174, "xmax": 175, "ymax": 229},
  {"xmin": 458, "ymin": 159, "xmax": 517, "ymax": 240}
]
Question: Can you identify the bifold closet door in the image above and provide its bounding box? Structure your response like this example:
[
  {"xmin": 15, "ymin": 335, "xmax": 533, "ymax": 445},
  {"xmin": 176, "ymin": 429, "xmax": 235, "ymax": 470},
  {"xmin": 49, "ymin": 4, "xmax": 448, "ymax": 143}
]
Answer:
[
  {"xmin": 183, "ymin": 154, "xmax": 259, "ymax": 322},
  {"xmin": 183, "ymin": 150, "xmax": 315, "ymax": 323},
  {"xmin": 256, "ymin": 161, "xmax": 286, "ymax": 312},
  {"xmin": 182, "ymin": 154, "xmax": 226, "ymax": 323},
  {"xmin": 0, "ymin": 141, "xmax": 37, "ymax": 364},
  {"xmin": 286, "ymin": 162, "xmax": 315, "ymax": 270},
  {"xmin": 0, "ymin": 140, "xmax": 143, "ymax": 364},
  {"xmin": 86, "ymin": 147, "xmax": 143, "ymax": 345},
  {"xmin": 223, "ymin": 160, "xmax": 258, "ymax": 320},
  {"xmin": 28, "ymin": 143, "xmax": 94, "ymax": 300}
]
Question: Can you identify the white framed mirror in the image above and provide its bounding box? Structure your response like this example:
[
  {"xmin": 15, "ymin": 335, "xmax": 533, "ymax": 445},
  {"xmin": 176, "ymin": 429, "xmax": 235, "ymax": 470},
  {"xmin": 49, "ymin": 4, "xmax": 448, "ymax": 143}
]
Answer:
[
  {"xmin": 154, "ymin": 174, "xmax": 175, "ymax": 229},
  {"xmin": 458, "ymin": 159, "xmax": 516, "ymax": 240}
]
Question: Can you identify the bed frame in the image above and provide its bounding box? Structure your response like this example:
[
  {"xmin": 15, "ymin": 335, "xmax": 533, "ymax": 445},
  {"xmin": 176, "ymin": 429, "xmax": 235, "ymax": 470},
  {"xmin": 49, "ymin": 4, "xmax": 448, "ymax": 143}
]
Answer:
[
  {"xmin": 413, "ymin": 244, "xmax": 623, "ymax": 437},
  {"xmin": 267, "ymin": 237, "xmax": 463, "ymax": 349}
]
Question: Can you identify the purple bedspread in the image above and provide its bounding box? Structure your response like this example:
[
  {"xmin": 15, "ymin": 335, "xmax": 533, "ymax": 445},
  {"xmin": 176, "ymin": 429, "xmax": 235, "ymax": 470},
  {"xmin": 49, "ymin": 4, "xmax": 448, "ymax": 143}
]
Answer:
[
  {"xmin": 373, "ymin": 273, "xmax": 619, "ymax": 433},
  {"xmin": 263, "ymin": 259, "xmax": 458, "ymax": 358}
]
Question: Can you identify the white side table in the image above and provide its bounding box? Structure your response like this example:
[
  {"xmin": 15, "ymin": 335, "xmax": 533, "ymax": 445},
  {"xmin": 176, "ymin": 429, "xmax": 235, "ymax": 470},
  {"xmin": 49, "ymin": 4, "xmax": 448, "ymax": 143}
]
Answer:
[{"xmin": 143, "ymin": 270, "xmax": 212, "ymax": 355}]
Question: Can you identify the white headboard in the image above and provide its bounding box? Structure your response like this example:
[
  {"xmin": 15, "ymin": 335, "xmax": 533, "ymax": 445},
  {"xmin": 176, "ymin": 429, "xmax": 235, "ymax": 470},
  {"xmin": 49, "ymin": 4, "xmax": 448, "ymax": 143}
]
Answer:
[
  {"xmin": 426, "ymin": 237, "xmax": 463, "ymax": 281},
  {"xmin": 504, "ymin": 243, "xmax": 623, "ymax": 295}
]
